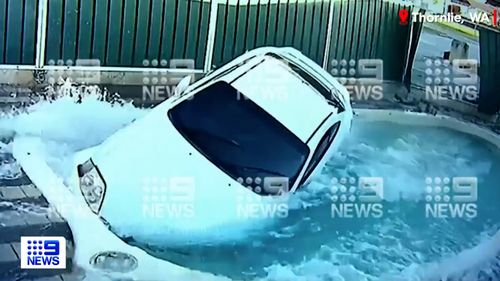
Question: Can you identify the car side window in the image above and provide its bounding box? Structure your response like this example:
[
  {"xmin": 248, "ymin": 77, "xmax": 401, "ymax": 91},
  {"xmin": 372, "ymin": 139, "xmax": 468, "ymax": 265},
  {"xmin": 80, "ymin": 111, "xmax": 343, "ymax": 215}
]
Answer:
[{"xmin": 299, "ymin": 122, "xmax": 341, "ymax": 187}]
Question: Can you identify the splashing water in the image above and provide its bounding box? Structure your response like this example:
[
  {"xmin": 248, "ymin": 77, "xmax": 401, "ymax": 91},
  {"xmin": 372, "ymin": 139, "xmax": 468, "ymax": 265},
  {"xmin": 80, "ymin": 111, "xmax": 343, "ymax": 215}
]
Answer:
[
  {"xmin": 151, "ymin": 121, "xmax": 500, "ymax": 281},
  {"xmin": 0, "ymin": 81, "xmax": 148, "ymax": 180},
  {"xmin": 1, "ymin": 84, "xmax": 499, "ymax": 281}
]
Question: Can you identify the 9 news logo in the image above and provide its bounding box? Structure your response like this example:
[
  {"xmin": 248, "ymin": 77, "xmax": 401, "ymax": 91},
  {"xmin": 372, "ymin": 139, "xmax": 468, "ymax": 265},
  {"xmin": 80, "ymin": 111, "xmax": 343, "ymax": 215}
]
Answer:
[
  {"xmin": 20, "ymin": 237, "xmax": 66, "ymax": 269},
  {"xmin": 424, "ymin": 177, "xmax": 478, "ymax": 219}
]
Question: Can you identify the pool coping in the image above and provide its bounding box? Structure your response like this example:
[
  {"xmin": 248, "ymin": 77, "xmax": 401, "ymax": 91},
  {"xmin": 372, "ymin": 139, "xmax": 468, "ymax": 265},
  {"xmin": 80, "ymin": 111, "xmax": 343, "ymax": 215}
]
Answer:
[{"xmin": 354, "ymin": 108, "xmax": 500, "ymax": 149}]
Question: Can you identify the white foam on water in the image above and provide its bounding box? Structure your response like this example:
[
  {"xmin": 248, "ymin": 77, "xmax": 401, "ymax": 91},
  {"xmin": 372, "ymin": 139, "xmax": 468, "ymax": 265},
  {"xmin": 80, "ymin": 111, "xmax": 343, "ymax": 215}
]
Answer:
[
  {"xmin": 285, "ymin": 119, "xmax": 494, "ymax": 210},
  {"xmin": 259, "ymin": 252, "xmax": 373, "ymax": 281},
  {"xmin": 0, "ymin": 82, "xmax": 146, "ymax": 149},
  {"xmin": 388, "ymin": 228, "xmax": 500, "ymax": 281},
  {"xmin": 0, "ymin": 160, "xmax": 22, "ymax": 180},
  {"xmin": 0, "ymin": 82, "xmax": 147, "ymax": 179},
  {"xmin": 256, "ymin": 227, "xmax": 500, "ymax": 281}
]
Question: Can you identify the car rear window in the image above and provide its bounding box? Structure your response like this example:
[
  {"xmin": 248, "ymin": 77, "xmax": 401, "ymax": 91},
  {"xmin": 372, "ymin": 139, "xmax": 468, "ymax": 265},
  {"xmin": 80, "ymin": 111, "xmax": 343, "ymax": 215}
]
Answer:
[{"xmin": 168, "ymin": 81, "xmax": 309, "ymax": 194}]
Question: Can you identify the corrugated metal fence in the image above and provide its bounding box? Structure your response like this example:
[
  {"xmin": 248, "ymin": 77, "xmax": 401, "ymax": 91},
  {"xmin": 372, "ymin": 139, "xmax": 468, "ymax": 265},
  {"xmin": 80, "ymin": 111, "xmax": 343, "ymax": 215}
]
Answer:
[
  {"xmin": 212, "ymin": 0, "xmax": 416, "ymax": 81},
  {"xmin": 477, "ymin": 27, "xmax": 500, "ymax": 114},
  {"xmin": 0, "ymin": 0, "xmax": 418, "ymax": 83},
  {"xmin": 0, "ymin": 0, "xmax": 39, "ymax": 65},
  {"xmin": 43, "ymin": 0, "xmax": 211, "ymax": 69}
]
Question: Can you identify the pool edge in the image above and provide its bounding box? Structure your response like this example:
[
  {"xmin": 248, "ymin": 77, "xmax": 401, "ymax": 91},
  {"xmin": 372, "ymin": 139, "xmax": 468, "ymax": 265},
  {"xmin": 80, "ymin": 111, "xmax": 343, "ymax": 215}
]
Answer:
[{"xmin": 354, "ymin": 109, "xmax": 500, "ymax": 149}]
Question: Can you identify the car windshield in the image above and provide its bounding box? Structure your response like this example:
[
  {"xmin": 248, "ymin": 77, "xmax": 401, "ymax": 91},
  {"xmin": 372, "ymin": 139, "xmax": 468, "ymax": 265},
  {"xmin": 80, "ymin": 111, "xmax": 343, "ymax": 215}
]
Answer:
[{"xmin": 168, "ymin": 81, "xmax": 309, "ymax": 194}]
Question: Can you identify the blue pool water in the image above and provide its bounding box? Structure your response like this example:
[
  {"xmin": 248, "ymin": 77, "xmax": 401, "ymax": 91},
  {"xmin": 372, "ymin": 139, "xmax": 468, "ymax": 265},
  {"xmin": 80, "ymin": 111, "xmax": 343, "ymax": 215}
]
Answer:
[{"xmin": 134, "ymin": 119, "xmax": 500, "ymax": 281}]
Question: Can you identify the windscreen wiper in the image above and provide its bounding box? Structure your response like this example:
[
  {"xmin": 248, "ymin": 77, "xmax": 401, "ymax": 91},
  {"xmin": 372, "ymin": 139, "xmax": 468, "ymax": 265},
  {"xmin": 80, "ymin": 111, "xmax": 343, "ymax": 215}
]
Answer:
[
  {"xmin": 182, "ymin": 126, "xmax": 240, "ymax": 148},
  {"xmin": 218, "ymin": 160, "xmax": 287, "ymax": 178}
]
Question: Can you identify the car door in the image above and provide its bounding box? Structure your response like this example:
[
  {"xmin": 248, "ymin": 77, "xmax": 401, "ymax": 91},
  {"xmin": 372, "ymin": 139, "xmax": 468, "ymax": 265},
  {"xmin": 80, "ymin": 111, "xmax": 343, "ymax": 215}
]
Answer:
[{"xmin": 298, "ymin": 122, "xmax": 342, "ymax": 188}]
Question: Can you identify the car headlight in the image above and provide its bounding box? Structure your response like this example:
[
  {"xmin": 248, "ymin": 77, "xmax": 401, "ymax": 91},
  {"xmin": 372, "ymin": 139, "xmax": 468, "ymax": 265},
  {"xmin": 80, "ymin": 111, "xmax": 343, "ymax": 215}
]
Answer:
[{"xmin": 77, "ymin": 159, "xmax": 106, "ymax": 214}]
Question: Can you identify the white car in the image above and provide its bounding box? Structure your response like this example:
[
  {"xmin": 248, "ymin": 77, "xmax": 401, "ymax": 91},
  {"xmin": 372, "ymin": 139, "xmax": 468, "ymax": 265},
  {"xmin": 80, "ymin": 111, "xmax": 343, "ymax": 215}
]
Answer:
[{"xmin": 74, "ymin": 47, "xmax": 353, "ymax": 234}]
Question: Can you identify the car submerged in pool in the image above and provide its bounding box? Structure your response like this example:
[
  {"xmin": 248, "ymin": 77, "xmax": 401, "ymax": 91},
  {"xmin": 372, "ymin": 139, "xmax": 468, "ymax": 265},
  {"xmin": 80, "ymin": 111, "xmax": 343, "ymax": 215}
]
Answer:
[{"xmin": 75, "ymin": 47, "xmax": 353, "ymax": 232}]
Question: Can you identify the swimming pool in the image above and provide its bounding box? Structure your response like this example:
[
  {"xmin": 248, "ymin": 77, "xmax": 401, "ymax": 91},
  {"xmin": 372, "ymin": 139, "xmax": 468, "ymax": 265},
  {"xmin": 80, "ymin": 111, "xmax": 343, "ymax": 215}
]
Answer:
[
  {"xmin": 128, "ymin": 114, "xmax": 500, "ymax": 281},
  {"xmin": 2, "ymin": 94, "xmax": 500, "ymax": 281}
]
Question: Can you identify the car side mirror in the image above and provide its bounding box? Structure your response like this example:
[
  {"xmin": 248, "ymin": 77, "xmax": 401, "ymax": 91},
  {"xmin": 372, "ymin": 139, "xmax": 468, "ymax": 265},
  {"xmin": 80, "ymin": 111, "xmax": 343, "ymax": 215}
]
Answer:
[{"xmin": 175, "ymin": 75, "xmax": 192, "ymax": 96}]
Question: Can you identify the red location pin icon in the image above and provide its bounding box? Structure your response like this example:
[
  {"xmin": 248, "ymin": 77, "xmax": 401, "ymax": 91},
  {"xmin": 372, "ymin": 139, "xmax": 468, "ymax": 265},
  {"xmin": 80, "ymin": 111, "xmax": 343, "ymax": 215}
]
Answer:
[{"xmin": 399, "ymin": 9, "xmax": 409, "ymax": 25}]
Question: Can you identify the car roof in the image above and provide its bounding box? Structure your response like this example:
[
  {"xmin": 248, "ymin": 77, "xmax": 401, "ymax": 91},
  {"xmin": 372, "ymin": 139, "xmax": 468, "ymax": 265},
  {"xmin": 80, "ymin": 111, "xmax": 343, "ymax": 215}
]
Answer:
[{"xmin": 227, "ymin": 56, "xmax": 335, "ymax": 143}]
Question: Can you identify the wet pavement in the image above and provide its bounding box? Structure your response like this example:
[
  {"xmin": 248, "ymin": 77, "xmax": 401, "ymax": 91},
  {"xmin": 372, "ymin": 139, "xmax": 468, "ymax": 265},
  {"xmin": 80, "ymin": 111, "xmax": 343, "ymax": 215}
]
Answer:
[{"xmin": 0, "ymin": 150, "xmax": 79, "ymax": 281}]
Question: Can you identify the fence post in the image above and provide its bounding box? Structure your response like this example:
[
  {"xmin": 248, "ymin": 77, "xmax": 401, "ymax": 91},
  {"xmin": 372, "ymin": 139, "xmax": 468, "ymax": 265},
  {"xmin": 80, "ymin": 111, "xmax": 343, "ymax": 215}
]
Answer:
[
  {"xmin": 35, "ymin": 0, "xmax": 49, "ymax": 69},
  {"xmin": 322, "ymin": 0, "xmax": 334, "ymax": 70},
  {"xmin": 203, "ymin": 0, "xmax": 219, "ymax": 73}
]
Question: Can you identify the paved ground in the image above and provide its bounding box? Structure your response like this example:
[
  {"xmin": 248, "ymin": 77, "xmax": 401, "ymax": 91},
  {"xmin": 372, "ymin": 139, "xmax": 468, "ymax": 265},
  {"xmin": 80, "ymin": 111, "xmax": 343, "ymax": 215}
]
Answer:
[
  {"xmin": 0, "ymin": 150, "xmax": 82, "ymax": 281},
  {"xmin": 411, "ymin": 24, "xmax": 481, "ymax": 103}
]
